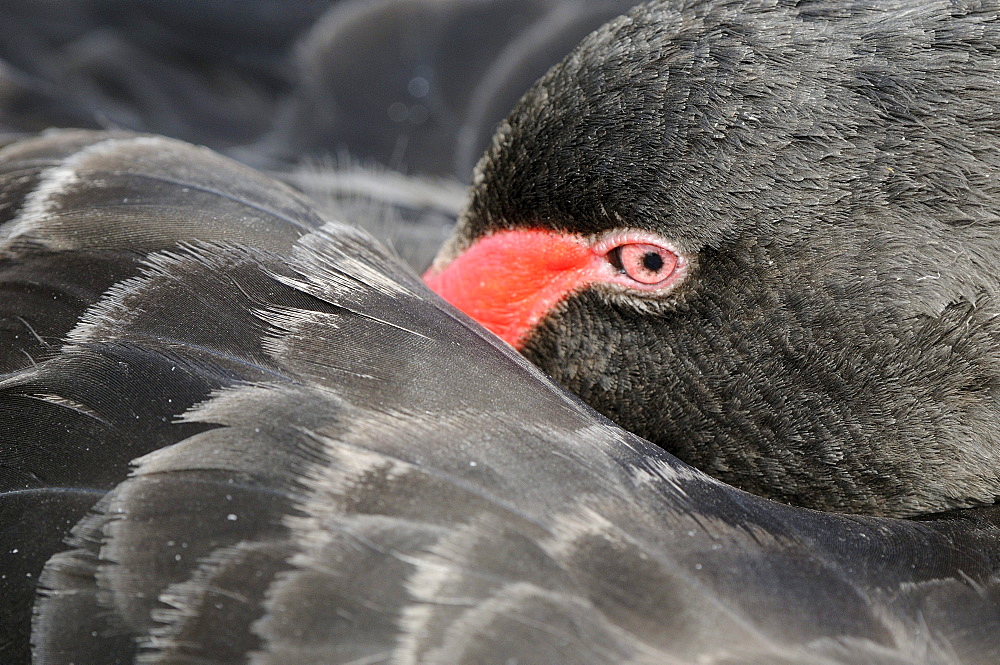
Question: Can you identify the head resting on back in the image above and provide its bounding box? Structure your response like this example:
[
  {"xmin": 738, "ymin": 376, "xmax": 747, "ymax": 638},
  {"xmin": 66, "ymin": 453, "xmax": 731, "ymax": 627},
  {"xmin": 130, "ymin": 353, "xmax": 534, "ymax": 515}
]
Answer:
[{"xmin": 427, "ymin": 0, "xmax": 1000, "ymax": 518}]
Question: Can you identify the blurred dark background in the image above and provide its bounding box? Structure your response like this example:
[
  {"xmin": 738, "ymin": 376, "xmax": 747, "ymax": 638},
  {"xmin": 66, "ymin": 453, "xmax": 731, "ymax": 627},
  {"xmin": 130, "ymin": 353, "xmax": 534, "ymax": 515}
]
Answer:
[{"xmin": 0, "ymin": 0, "xmax": 639, "ymax": 180}]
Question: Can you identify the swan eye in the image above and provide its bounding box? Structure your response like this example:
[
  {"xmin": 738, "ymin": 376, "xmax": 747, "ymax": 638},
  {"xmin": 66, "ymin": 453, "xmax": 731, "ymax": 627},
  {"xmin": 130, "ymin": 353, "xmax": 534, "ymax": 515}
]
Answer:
[{"xmin": 610, "ymin": 242, "xmax": 678, "ymax": 285}]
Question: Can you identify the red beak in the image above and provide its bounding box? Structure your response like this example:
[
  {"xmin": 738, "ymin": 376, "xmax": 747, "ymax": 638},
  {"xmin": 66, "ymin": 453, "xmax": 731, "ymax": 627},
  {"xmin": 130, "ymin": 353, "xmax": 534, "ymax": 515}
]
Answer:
[{"xmin": 423, "ymin": 230, "xmax": 599, "ymax": 348}]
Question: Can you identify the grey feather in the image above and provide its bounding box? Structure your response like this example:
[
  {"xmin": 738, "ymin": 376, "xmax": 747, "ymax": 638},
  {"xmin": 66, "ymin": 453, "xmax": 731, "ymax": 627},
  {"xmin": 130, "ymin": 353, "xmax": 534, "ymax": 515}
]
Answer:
[{"xmin": 0, "ymin": 130, "xmax": 994, "ymax": 664}]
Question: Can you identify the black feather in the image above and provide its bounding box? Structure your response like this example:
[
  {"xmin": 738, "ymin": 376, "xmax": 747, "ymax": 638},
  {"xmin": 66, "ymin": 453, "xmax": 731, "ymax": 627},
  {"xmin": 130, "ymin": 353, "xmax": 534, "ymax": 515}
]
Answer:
[
  {"xmin": 449, "ymin": 0, "xmax": 1000, "ymax": 516},
  {"xmin": 0, "ymin": 130, "xmax": 996, "ymax": 664}
]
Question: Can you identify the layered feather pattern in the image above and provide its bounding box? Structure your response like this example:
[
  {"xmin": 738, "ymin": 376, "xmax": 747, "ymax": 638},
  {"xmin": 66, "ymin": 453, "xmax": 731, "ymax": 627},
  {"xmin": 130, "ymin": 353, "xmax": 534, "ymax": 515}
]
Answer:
[{"xmin": 1, "ymin": 131, "xmax": 998, "ymax": 664}]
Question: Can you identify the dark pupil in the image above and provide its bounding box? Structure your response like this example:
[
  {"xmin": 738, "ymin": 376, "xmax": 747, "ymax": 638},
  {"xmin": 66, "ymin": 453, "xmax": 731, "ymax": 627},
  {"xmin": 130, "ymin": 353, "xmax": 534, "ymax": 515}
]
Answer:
[{"xmin": 642, "ymin": 251, "xmax": 664, "ymax": 272}]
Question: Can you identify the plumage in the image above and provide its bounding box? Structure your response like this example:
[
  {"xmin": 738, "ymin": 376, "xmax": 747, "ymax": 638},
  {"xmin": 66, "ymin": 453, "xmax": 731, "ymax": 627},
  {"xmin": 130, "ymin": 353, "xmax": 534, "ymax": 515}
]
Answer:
[
  {"xmin": 431, "ymin": 0, "xmax": 1000, "ymax": 517},
  {"xmin": 1, "ymin": 130, "xmax": 998, "ymax": 664},
  {"xmin": 2, "ymin": 0, "xmax": 1000, "ymax": 662}
]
